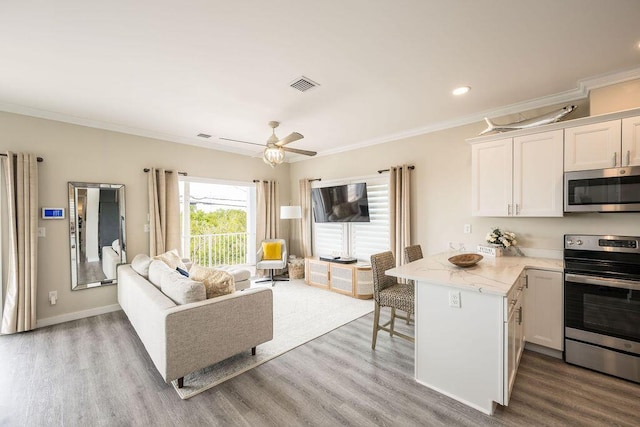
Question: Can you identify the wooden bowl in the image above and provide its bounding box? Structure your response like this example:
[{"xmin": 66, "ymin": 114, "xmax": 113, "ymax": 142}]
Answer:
[{"xmin": 448, "ymin": 253, "xmax": 483, "ymax": 268}]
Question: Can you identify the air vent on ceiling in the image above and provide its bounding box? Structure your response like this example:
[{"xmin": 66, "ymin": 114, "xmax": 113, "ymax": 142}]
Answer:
[
  {"xmin": 290, "ymin": 76, "xmax": 320, "ymax": 92},
  {"xmin": 196, "ymin": 133, "xmax": 211, "ymax": 138}
]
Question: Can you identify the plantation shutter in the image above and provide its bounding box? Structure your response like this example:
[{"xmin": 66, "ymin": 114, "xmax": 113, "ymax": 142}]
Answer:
[
  {"xmin": 351, "ymin": 180, "xmax": 390, "ymax": 261},
  {"xmin": 313, "ymin": 223, "xmax": 345, "ymax": 257}
]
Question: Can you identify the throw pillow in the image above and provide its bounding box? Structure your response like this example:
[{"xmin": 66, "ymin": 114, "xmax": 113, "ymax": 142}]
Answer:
[
  {"xmin": 160, "ymin": 270, "xmax": 206, "ymax": 305},
  {"xmin": 148, "ymin": 259, "xmax": 174, "ymax": 288},
  {"xmin": 189, "ymin": 264, "xmax": 236, "ymax": 299},
  {"xmin": 154, "ymin": 248, "xmax": 186, "ymax": 270},
  {"xmin": 111, "ymin": 239, "xmax": 120, "ymax": 255},
  {"xmin": 262, "ymin": 241, "xmax": 282, "ymax": 260},
  {"xmin": 131, "ymin": 253, "xmax": 152, "ymax": 278}
]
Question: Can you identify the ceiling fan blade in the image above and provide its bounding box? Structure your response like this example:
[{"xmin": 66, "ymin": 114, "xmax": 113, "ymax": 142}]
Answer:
[
  {"xmin": 276, "ymin": 132, "xmax": 304, "ymax": 146},
  {"xmin": 219, "ymin": 137, "xmax": 265, "ymax": 147},
  {"xmin": 282, "ymin": 146, "xmax": 317, "ymax": 156}
]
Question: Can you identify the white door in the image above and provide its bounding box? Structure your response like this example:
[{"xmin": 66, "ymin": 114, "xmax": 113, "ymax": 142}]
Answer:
[
  {"xmin": 564, "ymin": 120, "xmax": 621, "ymax": 171},
  {"xmin": 471, "ymin": 138, "xmax": 513, "ymax": 216},
  {"xmin": 524, "ymin": 269, "xmax": 563, "ymax": 351},
  {"xmin": 513, "ymin": 130, "xmax": 564, "ymax": 217},
  {"xmin": 622, "ymin": 116, "xmax": 640, "ymax": 167}
]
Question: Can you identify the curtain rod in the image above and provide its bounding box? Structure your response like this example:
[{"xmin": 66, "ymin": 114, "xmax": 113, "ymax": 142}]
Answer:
[
  {"xmin": 143, "ymin": 168, "xmax": 187, "ymax": 176},
  {"xmin": 378, "ymin": 165, "xmax": 415, "ymax": 174},
  {"xmin": 1, "ymin": 153, "xmax": 44, "ymax": 162},
  {"xmin": 308, "ymin": 178, "xmax": 321, "ymax": 182}
]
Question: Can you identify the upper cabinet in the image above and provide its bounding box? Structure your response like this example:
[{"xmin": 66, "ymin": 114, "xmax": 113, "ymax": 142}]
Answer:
[
  {"xmin": 622, "ymin": 116, "xmax": 640, "ymax": 167},
  {"xmin": 472, "ymin": 130, "xmax": 563, "ymax": 217},
  {"xmin": 564, "ymin": 116, "xmax": 640, "ymax": 171}
]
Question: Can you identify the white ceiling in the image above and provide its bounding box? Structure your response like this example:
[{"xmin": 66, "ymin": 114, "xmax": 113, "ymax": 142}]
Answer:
[{"xmin": 1, "ymin": 1, "xmax": 640, "ymax": 161}]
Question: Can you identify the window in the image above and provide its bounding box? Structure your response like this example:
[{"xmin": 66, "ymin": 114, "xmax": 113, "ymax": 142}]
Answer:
[
  {"xmin": 179, "ymin": 177, "xmax": 256, "ymax": 266},
  {"xmin": 311, "ymin": 176, "xmax": 389, "ymax": 261}
]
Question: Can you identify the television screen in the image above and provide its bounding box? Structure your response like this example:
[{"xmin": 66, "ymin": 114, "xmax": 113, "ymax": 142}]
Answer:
[{"xmin": 311, "ymin": 183, "xmax": 370, "ymax": 223}]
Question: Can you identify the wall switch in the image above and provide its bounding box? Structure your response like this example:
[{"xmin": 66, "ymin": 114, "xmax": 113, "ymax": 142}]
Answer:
[
  {"xmin": 449, "ymin": 291, "xmax": 461, "ymax": 308},
  {"xmin": 464, "ymin": 224, "xmax": 472, "ymax": 234},
  {"xmin": 49, "ymin": 291, "xmax": 57, "ymax": 305},
  {"xmin": 144, "ymin": 224, "xmax": 150, "ymax": 233},
  {"xmin": 38, "ymin": 227, "xmax": 46, "ymax": 238}
]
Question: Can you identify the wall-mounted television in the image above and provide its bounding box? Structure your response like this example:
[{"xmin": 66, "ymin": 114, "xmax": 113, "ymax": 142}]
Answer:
[{"xmin": 311, "ymin": 183, "xmax": 370, "ymax": 223}]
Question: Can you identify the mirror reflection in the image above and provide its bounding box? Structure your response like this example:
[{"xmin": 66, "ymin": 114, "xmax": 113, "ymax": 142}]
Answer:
[{"xmin": 69, "ymin": 182, "xmax": 126, "ymax": 290}]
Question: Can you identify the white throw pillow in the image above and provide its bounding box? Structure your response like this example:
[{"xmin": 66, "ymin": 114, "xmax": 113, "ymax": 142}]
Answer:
[
  {"xmin": 131, "ymin": 254, "xmax": 152, "ymax": 279},
  {"xmin": 160, "ymin": 270, "xmax": 206, "ymax": 305},
  {"xmin": 148, "ymin": 259, "xmax": 174, "ymax": 289}
]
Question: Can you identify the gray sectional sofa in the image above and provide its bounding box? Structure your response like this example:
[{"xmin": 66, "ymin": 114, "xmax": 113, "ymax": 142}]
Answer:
[{"xmin": 117, "ymin": 256, "xmax": 273, "ymax": 388}]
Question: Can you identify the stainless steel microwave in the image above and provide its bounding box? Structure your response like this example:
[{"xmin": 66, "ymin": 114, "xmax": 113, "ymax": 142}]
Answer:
[{"xmin": 564, "ymin": 166, "xmax": 640, "ymax": 212}]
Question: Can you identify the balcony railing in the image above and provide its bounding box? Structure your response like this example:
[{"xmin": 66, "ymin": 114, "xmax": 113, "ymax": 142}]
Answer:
[{"xmin": 188, "ymin": 232, "xmax": 248, "ymax": 267}]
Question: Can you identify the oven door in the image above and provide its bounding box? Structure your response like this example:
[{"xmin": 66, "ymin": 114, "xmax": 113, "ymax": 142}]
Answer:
[
  {"xmin": 564, "ymin": 166, "xmax": 640, "ymax": 212},
  {"xmin": 565, "ymin": 273, "xmax": 640, "ymax": 353}
]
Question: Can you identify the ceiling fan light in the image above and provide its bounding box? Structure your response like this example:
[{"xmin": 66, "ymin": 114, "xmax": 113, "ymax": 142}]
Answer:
[{"xmin": 263, "ymin": 146, "xmax": 285, "ymax": 167}]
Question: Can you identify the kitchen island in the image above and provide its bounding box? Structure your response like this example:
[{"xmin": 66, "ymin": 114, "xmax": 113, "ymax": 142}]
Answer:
[{"xmin": 386, "ymin": 252, "xmax": 562, "ymax": 415}]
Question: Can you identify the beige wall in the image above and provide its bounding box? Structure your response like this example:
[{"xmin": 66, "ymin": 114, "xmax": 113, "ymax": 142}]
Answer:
[
  {"xmin": 0, "ymin": 111, "xmax": 291, "ymax": 322},
  {"xmin": 289, "ymin": 99, "xmax": 640, "ymax": 258},
  {"xmin": 590, "ymin": 79, "xmax": 640, "ymax": 116}
]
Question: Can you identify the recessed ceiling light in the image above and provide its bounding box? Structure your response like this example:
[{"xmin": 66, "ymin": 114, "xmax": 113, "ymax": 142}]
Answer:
[{"xmin": 452, "ymin": 86, "xmax": 471, "ymax": 96}]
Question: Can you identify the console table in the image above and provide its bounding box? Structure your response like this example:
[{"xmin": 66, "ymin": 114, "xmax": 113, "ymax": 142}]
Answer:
[{"xmin": 305, "ymin": 257, "xmax": 373, "ymax": 299}]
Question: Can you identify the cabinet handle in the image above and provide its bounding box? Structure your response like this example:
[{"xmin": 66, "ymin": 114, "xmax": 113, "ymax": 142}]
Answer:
[
  {"xmin": 515, "ymin": 203, "xmax": 520, "ymax": 215},
  {"xmin": 613, "ymin": 152, "xmax": 617, "ymax": 167},
  {"xmin": 627, "ymin": 150, "xmax": 631, "ymax": 167},
  {"xmin": 524, "ymin": 275, "xmax": 528, "ymax": 288},
  {"xmin": 518, "ymin": 307, "xmax": 524, "ymax": 325},
  {"xmin": 507, "ymin": 204, "xmax": 512, "ymax": 216}
]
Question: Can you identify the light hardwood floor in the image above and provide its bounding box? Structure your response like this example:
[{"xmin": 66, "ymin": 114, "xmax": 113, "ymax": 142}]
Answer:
[{"xmin": 1, "ymin": 310, "xmax": 639, "ymax": 426}]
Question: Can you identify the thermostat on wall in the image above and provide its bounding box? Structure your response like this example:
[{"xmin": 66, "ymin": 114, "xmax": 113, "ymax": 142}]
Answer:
[{"xmin": 41, "ymin": 208, "xmax": 65, "ymax": 219}]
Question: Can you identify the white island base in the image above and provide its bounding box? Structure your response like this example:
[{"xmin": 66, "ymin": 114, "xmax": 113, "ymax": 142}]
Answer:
[
  {"xmin": 387, "ymin": 252, "xmax": 561, "ymax": 415},
  {"xmin": 415, "ymin": 283, "xmax": 507, "ymax": 415}
]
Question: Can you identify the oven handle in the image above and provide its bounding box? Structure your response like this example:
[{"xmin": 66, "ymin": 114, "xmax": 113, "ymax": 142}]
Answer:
[{"xmin": 565, "ymin": 273, "xmax": 640, "ymax": 291}]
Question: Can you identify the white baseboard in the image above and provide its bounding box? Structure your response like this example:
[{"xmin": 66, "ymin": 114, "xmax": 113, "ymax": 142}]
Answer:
[{"xmin": 36, "ymin": 304, "xmax": 122, "ymax": 329}]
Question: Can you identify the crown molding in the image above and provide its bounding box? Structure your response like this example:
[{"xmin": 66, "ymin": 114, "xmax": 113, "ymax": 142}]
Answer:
[
  {"xmin": 2, "ymin": 66, "xmax": 640, "ymax": 163},
  {"xmin": 294, "ymin": 66, "xmax": 640, "ymax": 161}
]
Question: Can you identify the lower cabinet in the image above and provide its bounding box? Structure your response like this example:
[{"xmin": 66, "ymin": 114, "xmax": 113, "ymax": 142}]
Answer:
[
  {"xmin": 305, "ymin": 257, "xmax": 373, "ymax": 299},
  {"xmin": 504, "ymin": 273, "xmax": 526, "ymax": 405},
  {"xmin": 524, "ymin": 269, "xmax": 563, "ymax": 351}
]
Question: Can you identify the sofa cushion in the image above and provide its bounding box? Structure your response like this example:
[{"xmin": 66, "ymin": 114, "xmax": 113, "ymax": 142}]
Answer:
[
  {"xmin": 160, "ymin": 270, "xmax": 206, "ymax": 305},
  {"xmin": 131, "ymin": 253, "xmax": 152, "ymax": 278},
  {"xmin": 218, "ymin": 265, "xmax": 251, "ymax": 283},
  {"xmin": 262, "ymin": 241, "xmax": 281, "ymax": 260},
  {"xmin": 148, "ymin": 259, "xmax": 174, "ymax": 288},
  {"xmin": 154, "ymin": 249, "xmax": 186, "ymax": 270},
  {"xmin": 189, "ymin": 264, "xmax": 236, "ymax": 299}
]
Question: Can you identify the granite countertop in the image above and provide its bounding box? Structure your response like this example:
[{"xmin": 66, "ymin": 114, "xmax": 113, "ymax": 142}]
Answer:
[{"xmin": 386, "ymin": 251, "xmax": 563, "ymax": 296}]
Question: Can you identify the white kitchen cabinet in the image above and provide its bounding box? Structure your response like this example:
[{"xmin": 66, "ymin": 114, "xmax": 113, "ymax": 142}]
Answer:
[
  {"xmin": 504, "ymin": 273, "xmax": 526, "ymax": 405},
  {"xmin": 471, "ymin": 130, "xmax": 563, "ymax": 217},
  {"xmin": 524, "ymin": 269, "xmax": 563, "ymax": 351},
  {"xmin": 563, "ymin": 117, "xmax": 640, "ymax": 171},
  {"xmin": 622, "ymin": 116, "xmax": 640, "ymax": 167}
]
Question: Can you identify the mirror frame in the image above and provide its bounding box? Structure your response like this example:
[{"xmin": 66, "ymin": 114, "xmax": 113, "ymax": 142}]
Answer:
[{"xmin": 69, "ymin": 182, "xmax": 126, "ymax": 290}]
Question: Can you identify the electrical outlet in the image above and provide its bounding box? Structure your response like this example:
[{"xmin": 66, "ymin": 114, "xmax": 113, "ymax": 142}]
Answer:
[
  {"xmin": 38, "ymin": 227, "xmax": 46, "ymax": 238},
  {"xmin": 449, "ymin": 290, "xmax": 461, "ymax": 308},
  {"xmin": 144, "ymin": 224, "xmax": 150, "ymax": 233},
  {"xmin": 464, "ymin": 224, "xmax": 472, "ymax": 234},
  {"xmin": 49, "ymin": 291, "xmax": 57, "ymax": 305}
]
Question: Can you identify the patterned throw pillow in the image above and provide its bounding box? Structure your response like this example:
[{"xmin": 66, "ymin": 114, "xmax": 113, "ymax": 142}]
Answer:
[
  {"xmin": 189, "ymin": 264, "xmax": 236, "ymax": 299},
  {"xmin": 154, "ymin": 248, "xmax": 186, "ymax": 270},
  {"xmin": 262, "ymin": 241, "xmax": 282, "ymax": 260}
]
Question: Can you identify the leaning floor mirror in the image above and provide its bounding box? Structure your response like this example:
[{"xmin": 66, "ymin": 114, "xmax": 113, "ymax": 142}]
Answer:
[{"xmin": 69, "ymin": 182, "xmax": 126, "ymax": 290}]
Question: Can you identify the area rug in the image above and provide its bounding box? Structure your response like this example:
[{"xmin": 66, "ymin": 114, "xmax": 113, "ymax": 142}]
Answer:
[{"xmin": 171, "ymin": 279, "xmax": 374, "ymax": 399}]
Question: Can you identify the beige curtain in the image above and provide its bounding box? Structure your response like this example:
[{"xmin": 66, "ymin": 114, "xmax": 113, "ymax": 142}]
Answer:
[
  {"xmin": 389, "ymin": 164, "xmax": 412, "ymax": 267},
  {"xmin": 256, "ymin": 180, "xmax": 279, "ymax": 244},
  {"xmin": 256, "ymin": 180, "xmax": 279, "ymax": 275},
  {"xmin": 299, "ymin": 178, "xmax": 312, "ymax": 257},
  {"xmin": 148, "ymin": 168, "xmax": 181, "ymax": 257},
  {"xmin": 1, "ymin": 152, "xmax": 38, "ymax": 334}
]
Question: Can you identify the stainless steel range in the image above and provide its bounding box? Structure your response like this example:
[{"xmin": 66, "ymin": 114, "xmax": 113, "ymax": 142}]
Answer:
[{"xmin": 564, "ymin": 234, "xmax": 640, "ymax": 383}]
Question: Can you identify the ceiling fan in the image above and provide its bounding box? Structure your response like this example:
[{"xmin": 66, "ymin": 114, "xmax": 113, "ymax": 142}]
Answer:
[{"xmin": 220, "ymin": 121, "xmax": 317, "ymax": 167}]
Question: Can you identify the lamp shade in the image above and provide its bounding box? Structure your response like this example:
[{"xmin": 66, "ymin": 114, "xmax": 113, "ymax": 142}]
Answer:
[{"xmin": 280, "ymin": 205, "xmax": 302, "ymax": 219}]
